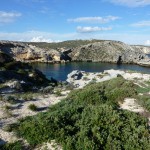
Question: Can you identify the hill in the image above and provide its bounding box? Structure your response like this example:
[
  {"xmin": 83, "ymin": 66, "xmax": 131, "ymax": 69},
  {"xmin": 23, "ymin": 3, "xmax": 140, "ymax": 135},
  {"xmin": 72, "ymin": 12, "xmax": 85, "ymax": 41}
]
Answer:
[{"xmin": 0, "ymin": 40, "xmax": 150, "ymax": 66}]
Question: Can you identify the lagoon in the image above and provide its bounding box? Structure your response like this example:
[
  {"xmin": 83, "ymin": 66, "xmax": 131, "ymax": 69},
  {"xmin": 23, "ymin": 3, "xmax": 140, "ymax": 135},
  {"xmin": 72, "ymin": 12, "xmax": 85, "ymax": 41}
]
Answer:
[{"xmin": 32, "ymin": 62, "xmax": 150, "ymax": 81}]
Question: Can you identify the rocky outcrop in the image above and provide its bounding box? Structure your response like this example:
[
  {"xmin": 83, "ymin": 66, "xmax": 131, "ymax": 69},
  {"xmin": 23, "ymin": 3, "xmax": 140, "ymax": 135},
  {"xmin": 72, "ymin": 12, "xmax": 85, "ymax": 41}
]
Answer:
[
  {"xmin": 132, "ymin": 45, "xmax": 150, "ymax": 54},
  {"xmin": 67, "ymin": 69, "xmax": 150, "ymax": 88},
  {"xmin": 0, "ymin": 41, "xmax": 70, "ymax": 63},
  {"xmin": 67, "ymin": 70, "xmax": 83, "ymax": 82},
  {"xmin": 0, "ymin": 52, "xmax": 57, "ymax": 93},
  {"xmin": 68, "ymin": 41, "xmax": 150, "ymax": 65},
  {"xmin": 0, "ymin": 40, "xmax": 150, "ymax": 66}
]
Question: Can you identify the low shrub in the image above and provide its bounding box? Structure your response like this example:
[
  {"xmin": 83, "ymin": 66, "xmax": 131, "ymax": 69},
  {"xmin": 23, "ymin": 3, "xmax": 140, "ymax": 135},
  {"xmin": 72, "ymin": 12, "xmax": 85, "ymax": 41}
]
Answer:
[
  {"xmin": 3, "ymin": 95, "xmax": 17, "ymax": 104},
  {"xmin": 82, "ymin": 76, "xmax": 89, "ymax": 81},
  {"xmin": 28, "ymin": 104, "xmax": 37, "ymax": 111},
  {"xmin": 3, "ymin": 124, "xmax": 16, "ymax": 132},
  {"xmin": 137, "ymin": 94, "xmax": 150, "ymax": 111},
  {"xmin": 4, "ymin": 105, "xmax": 11, "ymax": 110},
  {"xmin": 13, "ymin": 77, "xmax": 149, "ymax": 149},
  {"xmin": 0, "ymin": 141, "xmax": 24, "ymax": 150},
  {"xmin": 55, "ymin": 90, "xmax": 62, "ymax": 97},
  {"xmin": 21, "ymin": 93, "xmax": 33, "ymax": 101}
]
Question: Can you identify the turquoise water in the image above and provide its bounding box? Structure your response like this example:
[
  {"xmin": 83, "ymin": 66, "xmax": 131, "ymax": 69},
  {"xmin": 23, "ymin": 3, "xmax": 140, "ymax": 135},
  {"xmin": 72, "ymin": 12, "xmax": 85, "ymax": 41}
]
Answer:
[{"xmin": 32, "ymin": 62, "xmax": 150, "ymax": 81}]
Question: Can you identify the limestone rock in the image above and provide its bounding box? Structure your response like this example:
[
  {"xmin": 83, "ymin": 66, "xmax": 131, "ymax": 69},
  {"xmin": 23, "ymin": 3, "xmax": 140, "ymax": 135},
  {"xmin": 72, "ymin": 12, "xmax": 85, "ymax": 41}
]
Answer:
[
  {"xmin": 0, "ymin": 41, "xmax": 68, "ymax": 63},
  {"xmin": 67, "ymin": 70, "xmax": 84, "ymax": 83},
  {"xmin": 69, "ymin": 41, "xmax": 150, "ymax": 65},
  {"xmin": 4, "ymin": 80, "xmax": 22, "ymax": 90},
  {"xmin": 132, "ymin": 45, "xmax": 150, "ymax": 54},
  {"xmin": 0, "ymin": 40, "xmax": 150, "ymax": 66}
]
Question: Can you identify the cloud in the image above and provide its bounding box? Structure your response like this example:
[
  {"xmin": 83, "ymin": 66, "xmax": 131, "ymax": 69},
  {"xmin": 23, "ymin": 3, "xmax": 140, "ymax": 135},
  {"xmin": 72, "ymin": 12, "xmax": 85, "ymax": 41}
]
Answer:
[
  {"xmin": 30, "ymin": 36, "xmax": 60, "ymax": 43},
  {"xmin": 131, "ymin": 21, "xmax": 150, "ymax": 27},
  {"xmin": 0, "ymin": 11, "xmax": 22, "ymax": 24},
  {"xmin": 68, "ymin": 16, "xmax": 120, "ymax": 24},
  {"xmin": 77, "ymin": 26, "xmax": 112, "ymax": 33},
  {"xmin": 0, "ymin": 30, "xmax": 75, "ymax": 42},
  {"xmin": 145, "ymin": 40, "xmax": 150, "ymax": 45},
  {"xmin": 107, "ymin": 0, "xmax": 150, "ymax": 7},
  {"xmin": 0, "ymin": 30, "xmax": 149, "ymax": 45}
]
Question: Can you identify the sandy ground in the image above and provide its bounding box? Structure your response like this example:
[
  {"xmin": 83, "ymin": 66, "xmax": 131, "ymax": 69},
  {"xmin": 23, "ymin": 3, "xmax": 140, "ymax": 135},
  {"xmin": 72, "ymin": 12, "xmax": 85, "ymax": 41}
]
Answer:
[
  {"xmin": 120, "ymin": 98, "xmax": 145, "ymax": 113},
  {"xmin": 120, "ymin": 98, "xmax": 150, "ymax": 126},
  {"xmin": 34, "ymin": 141, "xmax": 62, "ymax": 150},
  {"xmin": 0, "ymin": 91, "xmax": 70, "ymax": 146}
]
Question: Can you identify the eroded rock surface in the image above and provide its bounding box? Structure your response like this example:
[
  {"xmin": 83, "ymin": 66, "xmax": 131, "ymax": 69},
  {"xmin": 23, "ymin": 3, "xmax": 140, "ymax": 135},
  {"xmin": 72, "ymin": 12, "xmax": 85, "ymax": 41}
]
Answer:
[
  {"xmin": 0, "ymin": 40, "xmax": 150, "ymax": 66},
  {"xmin": 69, "ymin": 41, "xmax": 150, "ymax": 65},
  {"xmin": 0, "ymin": 41, "xmax": 69, "ymax": 63}
]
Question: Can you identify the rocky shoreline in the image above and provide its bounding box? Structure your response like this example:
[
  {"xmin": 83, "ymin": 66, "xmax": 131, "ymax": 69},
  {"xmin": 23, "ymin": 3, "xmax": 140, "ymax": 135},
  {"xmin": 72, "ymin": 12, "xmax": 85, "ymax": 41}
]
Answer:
[
  {"xmin": 1, "ymin": 40, "xmax": 150, "ymax": 66},
  {"xmin": 67, "ymin": 69, "xmax": 150, "ymax": 88}
]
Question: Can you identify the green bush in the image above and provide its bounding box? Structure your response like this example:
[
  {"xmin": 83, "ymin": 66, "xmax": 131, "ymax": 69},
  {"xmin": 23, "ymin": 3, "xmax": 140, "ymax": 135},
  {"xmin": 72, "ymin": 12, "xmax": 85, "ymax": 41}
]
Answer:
[
  {"xmin": 28, "ymin": 104, "xmax": 37, "ymax": 111},
  {"xmin": 55, "ymin": 90, "xmax": 63, "ymax": 96},
  {"xmin": 0, "ymin": 141, "xmax": 23, "ymax": 150},
  {"xmin": 137, "ymin": 94, "xmax": 150, "ymax": 111},
  {"xmin": 21, "ymin": 93, "xmax": 33, "ymax": 101},
  {"xmin": 4, "ymin": 61, "xmax": 19, "ymax": 70},
  {"xmin": 3, "ymin": 124, "xmax": 15, "ymax": 132},
  {"xmin": 4, "ymin": 105, "xmax": 11, "ymax": 110},
  {"xmin": 3, "ymin": 95, "xmax": 17, "ymax": 104},
  {"xmin": 13, "ymin": 77, "xmax": 150, "ymax": 149},
  {"xmin": 136, "ymin": 81, "xmax": 150, "ymax": 112},
  {"xmin": 17, "ymin": 69, "xmax": 27, "ymax": 75}
]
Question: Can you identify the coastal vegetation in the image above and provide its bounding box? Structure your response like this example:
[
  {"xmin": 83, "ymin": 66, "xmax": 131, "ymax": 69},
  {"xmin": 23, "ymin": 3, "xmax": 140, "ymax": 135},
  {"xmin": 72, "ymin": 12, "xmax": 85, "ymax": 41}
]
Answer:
[
  {"xmin": 28, "ymin": 104, "xmax": 38, "ymax": 111},
  {"xmin": 9, "ymin": 77, "xmax": 149, "ymax": 149},
  {"xmin": 0, "ymin": 141, "xmax": 24, "ymax": 150},
  {"xmin": 28, "ymin": 39, "xmax": 104, "ymax": 49}
]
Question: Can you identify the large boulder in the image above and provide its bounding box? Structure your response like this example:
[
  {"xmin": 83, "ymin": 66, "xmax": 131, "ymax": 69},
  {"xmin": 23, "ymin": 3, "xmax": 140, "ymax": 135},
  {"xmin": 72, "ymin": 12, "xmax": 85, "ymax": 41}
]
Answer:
[{"xmin": 67, "ymin": 70, "xmax": 83, "ymax": 83}]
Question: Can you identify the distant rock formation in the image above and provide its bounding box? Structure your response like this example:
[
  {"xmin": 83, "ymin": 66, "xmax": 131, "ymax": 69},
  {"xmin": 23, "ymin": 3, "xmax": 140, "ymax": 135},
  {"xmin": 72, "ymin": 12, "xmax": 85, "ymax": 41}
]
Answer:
[
  {"xmin": 68, "ymin": 41, "xmax": 150, "ymax": 66},
  {"xmin": 0, "ymin": 41, "xmax": 70, "ymax": 63},
  {"xmin": 0, "ymin": 40, "xmax": 150, "ymax": 66}
]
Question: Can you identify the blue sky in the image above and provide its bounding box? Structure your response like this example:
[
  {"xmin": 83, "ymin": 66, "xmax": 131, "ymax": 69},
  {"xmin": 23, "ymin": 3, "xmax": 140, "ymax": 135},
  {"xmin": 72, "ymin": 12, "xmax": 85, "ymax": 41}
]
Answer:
[{"xmin": 0, "ymin": 0, "xmax": 150, "ymax": 45}]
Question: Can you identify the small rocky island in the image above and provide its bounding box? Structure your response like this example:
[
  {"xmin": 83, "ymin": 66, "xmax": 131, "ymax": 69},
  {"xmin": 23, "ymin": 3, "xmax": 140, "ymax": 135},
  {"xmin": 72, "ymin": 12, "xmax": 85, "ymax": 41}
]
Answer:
[{"xmin": 0, "ymin": 40, "xmax": 150, "ymax": 150}]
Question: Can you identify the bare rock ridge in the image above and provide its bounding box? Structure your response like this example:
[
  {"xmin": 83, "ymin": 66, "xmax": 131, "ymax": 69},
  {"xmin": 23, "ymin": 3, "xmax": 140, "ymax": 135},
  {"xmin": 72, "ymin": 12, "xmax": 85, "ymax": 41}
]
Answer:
[
  {"xmin": 0, "ymin": 41, "xmax": 70, "ymax": 63},
  {"xmin": 0, "ymin": 40, "xmax": 150, "ymax": 66},
  {"xmin": 69, "ymin": 41, "xmax": 150, "ymax": 66}
]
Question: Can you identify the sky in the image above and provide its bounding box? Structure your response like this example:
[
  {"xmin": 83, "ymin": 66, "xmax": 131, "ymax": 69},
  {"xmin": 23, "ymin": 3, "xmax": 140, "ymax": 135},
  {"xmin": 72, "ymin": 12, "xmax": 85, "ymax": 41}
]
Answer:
[{"xmin": 0, "ymin": 0, "xmax": 150, "ymax": 45}]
